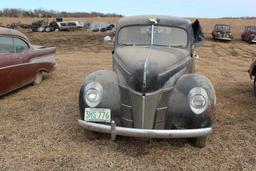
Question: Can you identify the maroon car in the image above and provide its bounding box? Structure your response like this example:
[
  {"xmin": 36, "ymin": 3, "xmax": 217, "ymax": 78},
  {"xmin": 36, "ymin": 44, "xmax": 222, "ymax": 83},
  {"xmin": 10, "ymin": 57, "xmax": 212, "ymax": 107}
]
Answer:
[
  {"xmin": 0, "ymin": 27, "xmax": 56, "ymax": 96},
  {"xmin": 241, "ymin": 26, "xmax": 256, "ymax": 43}
]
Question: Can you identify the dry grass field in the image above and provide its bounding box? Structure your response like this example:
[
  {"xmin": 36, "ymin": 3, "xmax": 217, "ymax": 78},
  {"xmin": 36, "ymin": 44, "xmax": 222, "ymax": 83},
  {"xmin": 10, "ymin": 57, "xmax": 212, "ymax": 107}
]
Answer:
[{"xmin": 0, "ymin": 17, "xmax": 256, "ymax": 170}]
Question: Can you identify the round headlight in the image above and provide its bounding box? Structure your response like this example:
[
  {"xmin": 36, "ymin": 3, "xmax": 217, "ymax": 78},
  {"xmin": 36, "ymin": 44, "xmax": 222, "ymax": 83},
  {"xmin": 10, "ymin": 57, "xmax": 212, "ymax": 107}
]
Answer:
[
  {"xmin": 191, "ymin": 94, "xmax": 206, "ymax": 109},
  {"xmin": 86, "ymin": 89, "xmax": 100, "ymax": 102},
  {"xmin": 188, "ymin": 87, "xmax": 209, "ymax": 115},
  {"xmin": 84, "ymin": 82, "xmax": 103, "ymax": 107}
]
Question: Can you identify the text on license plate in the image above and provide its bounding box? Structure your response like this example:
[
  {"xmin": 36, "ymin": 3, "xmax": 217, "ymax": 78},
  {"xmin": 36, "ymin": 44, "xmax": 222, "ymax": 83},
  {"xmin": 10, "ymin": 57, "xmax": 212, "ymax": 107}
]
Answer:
[{"xmin": 84, "ymin": 108, "xmax": 111, "ymax": 122}]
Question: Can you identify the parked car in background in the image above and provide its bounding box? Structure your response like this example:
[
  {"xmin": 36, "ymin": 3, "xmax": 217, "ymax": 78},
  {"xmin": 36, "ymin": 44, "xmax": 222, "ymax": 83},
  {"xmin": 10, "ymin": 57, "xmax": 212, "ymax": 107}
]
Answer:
[
  {"xmin": 54, "ymin": 21, "xmax": 84, "ymax": 31},
  {"xmin": 0, "ymin": 27, "xmax": 56, "ymax": 96},
  {"xmin": 212, "ymin": 24, "xmax": 233, "ymax": 41},
  {"xmin": 89, "ymin": 22, "xmax": 115, "ymax": 32},
  {"xmin": 31, "ymin": 18, "xmax": 85, "ymax": 32},
  {"xmin": 249, "ymin": 57, "xmax": 256, "ymax": 95},
  {"xmin": 78, "ymin": 15, "xmax": 216, "ymax": 147},
  {"xmin": 31, "ymin": 20, "xmax": 49, "ymax": 32},
  {"xmin": 241, "ymin": 26, "xmax": 256, "ymax": 43}
]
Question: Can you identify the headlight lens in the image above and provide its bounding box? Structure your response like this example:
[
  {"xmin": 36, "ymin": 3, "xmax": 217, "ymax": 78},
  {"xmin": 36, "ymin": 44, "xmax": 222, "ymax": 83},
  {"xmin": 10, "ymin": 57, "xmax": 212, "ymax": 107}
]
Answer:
[
  {"xmin": 84, "ymin": 82, "xmax": 103, "ymax": 107},
  {"xmin": 86, "ymin": 89, "xmax": 100, "ymax": 102},
  {"xmin": 191, "ymin": 95, "xmax": 206, "ymax": 108},
  {"xmin": 188, "ymin": 87, "xmax": 209, "ymax": 115}
]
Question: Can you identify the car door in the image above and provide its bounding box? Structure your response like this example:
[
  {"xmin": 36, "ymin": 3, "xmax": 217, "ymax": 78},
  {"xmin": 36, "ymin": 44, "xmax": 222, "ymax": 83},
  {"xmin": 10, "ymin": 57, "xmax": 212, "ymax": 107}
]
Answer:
[
  {"xmin": 0, "ymin": 35, "xmax": 22, "ymax": 95},
  {"xmin": 12, "ymin": 37, "xmax": 37, "ymax": 84}
]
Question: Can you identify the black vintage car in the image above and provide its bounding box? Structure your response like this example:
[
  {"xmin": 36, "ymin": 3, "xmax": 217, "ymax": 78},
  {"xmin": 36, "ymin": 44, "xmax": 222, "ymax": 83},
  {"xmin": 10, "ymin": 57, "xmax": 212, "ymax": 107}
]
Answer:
[
  {"xmin": 212, "ymin": 24, "xmax": 233, "ymax": 41},
  {"xmin": 78, "ymin": 15, "xmax": 216, "ymax": 147}
]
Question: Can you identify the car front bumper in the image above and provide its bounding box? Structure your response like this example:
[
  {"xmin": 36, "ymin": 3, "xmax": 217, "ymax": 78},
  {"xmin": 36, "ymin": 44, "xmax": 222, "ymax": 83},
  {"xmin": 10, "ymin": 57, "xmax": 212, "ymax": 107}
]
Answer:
[
  {"xmin": 251, "ymin": 39, "xmax": 256, "ymax": 43},
  {"xmin": 215, "ymin": 37, "xmax": 232, "ymax": 41},
  {"xmin": 78, "ymin": 119, "xmax": 213, "ymax": 139}
]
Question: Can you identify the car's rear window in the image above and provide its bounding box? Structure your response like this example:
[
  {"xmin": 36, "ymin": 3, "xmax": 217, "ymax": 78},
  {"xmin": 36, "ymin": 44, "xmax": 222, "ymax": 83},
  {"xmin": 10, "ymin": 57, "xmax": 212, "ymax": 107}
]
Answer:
[{"xmin": 14, "ymin": 38, "xmax": 29, "ymax": 53}]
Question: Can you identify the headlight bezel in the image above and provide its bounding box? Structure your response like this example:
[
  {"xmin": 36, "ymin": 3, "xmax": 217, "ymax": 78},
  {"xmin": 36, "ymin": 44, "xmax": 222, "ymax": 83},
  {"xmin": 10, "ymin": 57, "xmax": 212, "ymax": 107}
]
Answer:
[
  {"xmin": 84, "ymin": 82, "xmax": 103, "ymax": 107},
  {"xmin": 188, "ymin": 87, "xmax": 209, "ymax": 115}
]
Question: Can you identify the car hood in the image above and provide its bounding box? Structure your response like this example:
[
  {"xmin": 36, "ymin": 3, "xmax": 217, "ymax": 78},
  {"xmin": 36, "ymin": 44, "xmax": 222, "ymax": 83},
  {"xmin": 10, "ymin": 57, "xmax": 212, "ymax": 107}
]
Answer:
[{"xmin": 114, "ymin": 46, "xmax": 190, "ymax": 93}]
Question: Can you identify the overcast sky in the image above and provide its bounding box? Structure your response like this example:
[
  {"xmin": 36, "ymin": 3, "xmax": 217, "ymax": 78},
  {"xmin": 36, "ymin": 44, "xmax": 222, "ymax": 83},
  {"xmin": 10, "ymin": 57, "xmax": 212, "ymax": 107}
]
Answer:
[{"xmin": 1, "ymin": 0, "xmax": 256, "ymax": 18}]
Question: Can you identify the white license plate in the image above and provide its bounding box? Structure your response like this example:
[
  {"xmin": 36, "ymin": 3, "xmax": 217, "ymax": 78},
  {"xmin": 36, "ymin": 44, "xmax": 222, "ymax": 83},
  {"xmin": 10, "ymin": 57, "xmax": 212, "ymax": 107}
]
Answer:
[{"xmin": 84, "ymin": 108, "xmax": 111, "ymax": 122}]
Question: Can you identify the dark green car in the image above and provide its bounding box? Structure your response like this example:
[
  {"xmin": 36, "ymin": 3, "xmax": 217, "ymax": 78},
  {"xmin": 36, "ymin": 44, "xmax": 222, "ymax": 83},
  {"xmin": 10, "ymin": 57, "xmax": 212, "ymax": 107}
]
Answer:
[
  {"xmin": 249, "ymin": 57, "xmax": 256, "ymax": 95},
  {"xmin": 78, "ymin": 15, "xmax": 216, "ymax": 147}
]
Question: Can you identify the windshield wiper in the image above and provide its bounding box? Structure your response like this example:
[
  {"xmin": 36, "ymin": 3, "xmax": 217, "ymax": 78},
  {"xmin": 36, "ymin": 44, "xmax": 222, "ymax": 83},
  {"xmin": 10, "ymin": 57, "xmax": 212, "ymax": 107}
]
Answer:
[
  {"xmin": 152, "ymin": 44, "xmax": 168, "ymax": 47},
  {"xmin": 152, "ymin": 44, "xmax": 185, "ymax": 48},
  {"xmin": 119, "ymin": 43, "xmax": 134, "ymax": 46},
  {"xmin": 169, "ymin": 45, "xmax": 185, "ymax": 48}
]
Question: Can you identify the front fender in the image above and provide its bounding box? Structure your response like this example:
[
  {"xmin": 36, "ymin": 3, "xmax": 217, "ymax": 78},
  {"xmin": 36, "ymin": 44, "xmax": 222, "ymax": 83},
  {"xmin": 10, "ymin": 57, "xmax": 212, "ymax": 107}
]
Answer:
[
  {"xmin": 166, "ymin": 74, "xmax": 216, "ymax": 129},
  {"xmin": 249, "ymin": 58, "xmax": 256, "ymax": 79},
  {"xmin": 79, "ymin": 70, "xmax": 121, "ymax": 124}
]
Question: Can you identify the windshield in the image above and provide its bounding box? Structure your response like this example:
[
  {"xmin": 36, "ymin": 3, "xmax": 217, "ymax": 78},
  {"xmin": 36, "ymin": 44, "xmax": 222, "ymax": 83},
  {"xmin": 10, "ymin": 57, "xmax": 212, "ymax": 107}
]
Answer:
[
  {"xmin": 215, "ymin": 25, "xmax": 230, "ymax": 31},
  {"xmin": 246, "ymin": 26, "xmax": 256, "ymax": 32},
  {"xmin": 118, "ymin": 25, "xmax": 188, "ymax": 48}
]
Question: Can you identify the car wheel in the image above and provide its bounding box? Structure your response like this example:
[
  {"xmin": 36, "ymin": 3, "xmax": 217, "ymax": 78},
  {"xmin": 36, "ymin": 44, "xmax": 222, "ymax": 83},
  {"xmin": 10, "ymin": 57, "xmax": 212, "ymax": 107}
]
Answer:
[
  {"xmin": 84, "ymin": 130, "xmax": 101, "ymax": 140},
  {"xmin": 253, "ymin": 77, "xmax": 256, "ymax": 96},
  {"xmin": 33, "ymin": 71, "xmax": 44, "ymax": 85},
  {"xmin": 189, "ymin": 136, "xmax": 207, "ymax": 148},
  {"xmin": 249, "ymin": 38, "xmax": 253, "ymax": 44}
]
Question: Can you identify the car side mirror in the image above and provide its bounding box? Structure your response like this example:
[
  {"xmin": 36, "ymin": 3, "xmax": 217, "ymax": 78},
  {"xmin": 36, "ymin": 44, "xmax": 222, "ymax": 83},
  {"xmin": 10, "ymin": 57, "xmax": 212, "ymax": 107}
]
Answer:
[
  {"xmin": 192, "ymin": 19, "xmax": 205, "ymax": 47},
  {"xmin": 192, "ymin": 52, "xmax": 199, "ymax": 59},
  {"xmin": 103, "ymin": 36, "xmax": 112, "ymax": 43}
]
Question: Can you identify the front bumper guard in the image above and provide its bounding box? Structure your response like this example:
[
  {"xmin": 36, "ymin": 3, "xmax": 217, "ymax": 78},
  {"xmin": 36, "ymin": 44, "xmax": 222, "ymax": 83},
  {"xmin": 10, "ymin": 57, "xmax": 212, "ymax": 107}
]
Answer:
[
  {"xmin": 78, "ymin": 119, "xmax": 213, "ymax": 140},
  {"xmin": 251, "ymin": 39, "xmax": 256, "ymax": 43},
  {"xmin": 215, "ymin": 37, "xmax": 232, "ymax": 41}
]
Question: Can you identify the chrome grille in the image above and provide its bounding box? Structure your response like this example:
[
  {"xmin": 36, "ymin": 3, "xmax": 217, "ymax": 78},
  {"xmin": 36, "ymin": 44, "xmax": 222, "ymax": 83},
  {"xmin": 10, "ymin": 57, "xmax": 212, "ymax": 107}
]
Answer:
[{"xmin": 120, "ymin": 86, "xmax": 171, "ymax": 129}]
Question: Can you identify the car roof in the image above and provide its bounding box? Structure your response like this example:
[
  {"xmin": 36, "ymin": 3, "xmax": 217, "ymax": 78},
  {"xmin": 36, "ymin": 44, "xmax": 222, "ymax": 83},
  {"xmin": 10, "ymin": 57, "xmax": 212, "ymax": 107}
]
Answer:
[
  {"xmin": 0, "ymin": 27, "xmax": 29, "ymax": 41},
  {"xmin": 116, "ymin": 15, "xmax": 192, "ymax": 30}
]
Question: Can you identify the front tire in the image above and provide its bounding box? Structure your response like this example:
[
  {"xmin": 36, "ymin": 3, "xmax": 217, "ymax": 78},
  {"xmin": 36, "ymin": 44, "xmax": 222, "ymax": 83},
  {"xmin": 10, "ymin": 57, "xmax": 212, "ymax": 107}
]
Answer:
[
  {"xmin": 190, "ymin": 136, "xmax": 207, "ymax": 148},
  {"xmin": 253, "ymin": 77, "xmax": 256, "ymax": 96}
]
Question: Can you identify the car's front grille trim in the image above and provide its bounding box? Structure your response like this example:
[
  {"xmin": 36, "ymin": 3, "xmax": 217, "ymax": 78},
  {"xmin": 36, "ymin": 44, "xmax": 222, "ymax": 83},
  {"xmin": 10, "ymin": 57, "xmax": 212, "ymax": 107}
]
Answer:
[{"xmin": 120, "ymin": 85, "xmax": 172, "ymax": 129}]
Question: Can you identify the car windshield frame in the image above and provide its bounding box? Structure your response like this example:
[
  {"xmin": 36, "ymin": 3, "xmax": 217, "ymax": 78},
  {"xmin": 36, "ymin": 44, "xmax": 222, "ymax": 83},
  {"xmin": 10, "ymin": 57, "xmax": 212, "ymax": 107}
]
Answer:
[
  {"xmin": 215, "ymin": 25, "xmax": 230, "ymax": 31},
  {"xmin": 117, "ymin": 24, "xmax": 189, "ymax": 49},
  {"xmin": 246, "ymin": 26, "xmax": 256, "ymax": 32}
]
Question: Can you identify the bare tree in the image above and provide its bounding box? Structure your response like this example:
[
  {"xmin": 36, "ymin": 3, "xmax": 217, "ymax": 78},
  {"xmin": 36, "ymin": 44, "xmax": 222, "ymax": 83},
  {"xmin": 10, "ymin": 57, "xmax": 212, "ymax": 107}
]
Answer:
[{"xmin": 0, "ymin": 8, "xmax": 123, "ymax": 18}]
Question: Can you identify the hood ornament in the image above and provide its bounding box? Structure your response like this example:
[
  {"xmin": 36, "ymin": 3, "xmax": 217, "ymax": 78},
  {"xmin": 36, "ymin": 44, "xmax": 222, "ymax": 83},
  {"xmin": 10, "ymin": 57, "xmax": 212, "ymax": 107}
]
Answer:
[{"xmin": 148, "ymin": 18, "xmax": 159, "ymax": 25}]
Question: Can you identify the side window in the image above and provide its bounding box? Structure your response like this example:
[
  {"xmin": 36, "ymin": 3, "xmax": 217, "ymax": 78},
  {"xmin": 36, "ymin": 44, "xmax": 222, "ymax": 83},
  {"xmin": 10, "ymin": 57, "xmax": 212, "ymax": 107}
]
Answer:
[
  {"xmin": 14, "ymin": 38, "xmax": 29, "ymax": 53},
  {"xmin": 0, "ymin": 36, "xmax": 15, "ymax": 53}
]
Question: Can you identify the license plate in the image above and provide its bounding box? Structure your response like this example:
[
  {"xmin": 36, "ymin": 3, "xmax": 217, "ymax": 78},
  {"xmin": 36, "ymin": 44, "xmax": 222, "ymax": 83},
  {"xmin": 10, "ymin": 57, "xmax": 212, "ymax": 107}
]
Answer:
[{"xmin": 84, "ymin": 108, "xmax": 111, "ymax": 123}]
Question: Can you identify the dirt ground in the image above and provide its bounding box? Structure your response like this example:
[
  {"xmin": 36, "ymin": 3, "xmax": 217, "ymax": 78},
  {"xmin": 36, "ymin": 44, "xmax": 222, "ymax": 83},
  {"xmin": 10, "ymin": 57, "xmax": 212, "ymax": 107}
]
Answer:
[{"xmin": 0, "ymin": 18, "xmax": 256, "ymax": 170}]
